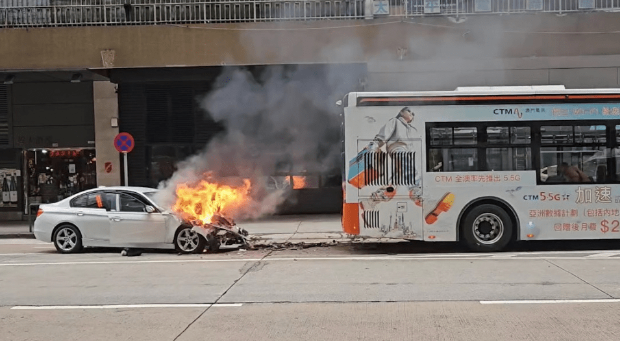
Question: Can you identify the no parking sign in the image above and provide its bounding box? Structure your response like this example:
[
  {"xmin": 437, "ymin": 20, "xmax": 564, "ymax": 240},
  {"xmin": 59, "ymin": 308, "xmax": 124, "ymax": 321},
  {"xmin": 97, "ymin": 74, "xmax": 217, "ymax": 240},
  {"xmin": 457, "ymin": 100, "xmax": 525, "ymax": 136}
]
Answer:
[
  {"xmin": 114, "ymin": 132, "xmax": 134, "ymax": 186},
  {"xmin": 114, "ymin": 132, "xmax": 135, "ymax": 154}
]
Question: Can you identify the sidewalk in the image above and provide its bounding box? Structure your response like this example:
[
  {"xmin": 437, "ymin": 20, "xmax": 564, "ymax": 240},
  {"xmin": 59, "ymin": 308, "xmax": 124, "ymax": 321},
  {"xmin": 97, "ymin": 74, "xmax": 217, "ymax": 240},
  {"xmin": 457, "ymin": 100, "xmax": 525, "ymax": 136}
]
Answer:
[
  {"xmin": 0, "ymin": 215, "xmax": 349, "ymax": 244},
  {"xmin": 0, "ymin": 221, "xmax": 34, "ymax": 239}
]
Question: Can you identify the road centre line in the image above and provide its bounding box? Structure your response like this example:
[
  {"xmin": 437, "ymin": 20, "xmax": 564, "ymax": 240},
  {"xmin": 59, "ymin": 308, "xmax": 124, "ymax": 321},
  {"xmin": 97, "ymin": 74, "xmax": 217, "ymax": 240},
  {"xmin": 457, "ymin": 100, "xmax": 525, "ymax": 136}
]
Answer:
[
  {"xmin": 481, "ymin": 299, "xmax": 620, "ymax": 305},
  {"xmin": 10, "ymin": 303, "xmax": 243, "ymax": 310},
  {"xmin": 2, "ymin": 255, "xmax": 620, "ymax": 267}
]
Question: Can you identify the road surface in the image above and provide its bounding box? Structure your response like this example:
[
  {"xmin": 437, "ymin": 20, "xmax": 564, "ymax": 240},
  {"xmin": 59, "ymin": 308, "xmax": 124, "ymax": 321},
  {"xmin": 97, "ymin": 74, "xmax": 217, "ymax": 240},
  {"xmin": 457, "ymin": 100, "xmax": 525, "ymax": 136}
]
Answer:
[{"xmin": 2, "ymin": 239, "xmax": 620, "ymax": 340}]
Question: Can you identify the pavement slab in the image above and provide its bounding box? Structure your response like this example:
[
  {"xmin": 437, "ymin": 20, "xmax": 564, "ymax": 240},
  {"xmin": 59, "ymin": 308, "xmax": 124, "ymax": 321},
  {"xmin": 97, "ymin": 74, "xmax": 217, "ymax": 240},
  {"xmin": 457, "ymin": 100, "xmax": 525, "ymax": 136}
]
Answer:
[{"xmin": 177, "ymin": 301, "xmax": 620, "ymax": 341}]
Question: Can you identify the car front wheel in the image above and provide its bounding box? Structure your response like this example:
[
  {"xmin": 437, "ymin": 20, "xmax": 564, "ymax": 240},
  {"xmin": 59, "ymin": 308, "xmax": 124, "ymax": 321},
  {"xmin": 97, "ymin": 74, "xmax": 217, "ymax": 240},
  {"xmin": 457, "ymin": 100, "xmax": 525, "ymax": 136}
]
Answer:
[
  {"xmin": 174, "ymin": 226, "xmax": 206, "ymax": 254},
  {"xmin": 53, "ymin": 225, "xmax": 84, "ymax": 254}
]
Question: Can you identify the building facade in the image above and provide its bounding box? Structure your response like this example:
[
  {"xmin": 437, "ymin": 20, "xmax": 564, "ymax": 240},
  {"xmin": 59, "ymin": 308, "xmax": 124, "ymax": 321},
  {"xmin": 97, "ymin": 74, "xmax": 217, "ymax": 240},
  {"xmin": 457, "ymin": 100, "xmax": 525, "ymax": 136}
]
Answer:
[{"xmin": 0, "ymin": 73, "xmax": 120, "ymax": 220}]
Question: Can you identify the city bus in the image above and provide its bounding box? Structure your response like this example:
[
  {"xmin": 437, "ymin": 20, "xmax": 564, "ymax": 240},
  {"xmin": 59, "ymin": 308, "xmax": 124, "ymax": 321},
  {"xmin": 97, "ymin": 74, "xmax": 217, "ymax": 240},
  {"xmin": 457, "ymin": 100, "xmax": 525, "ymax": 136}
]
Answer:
[{"xmin": 341, "ymin": 85, "xmax": 620, "ymax": 251}]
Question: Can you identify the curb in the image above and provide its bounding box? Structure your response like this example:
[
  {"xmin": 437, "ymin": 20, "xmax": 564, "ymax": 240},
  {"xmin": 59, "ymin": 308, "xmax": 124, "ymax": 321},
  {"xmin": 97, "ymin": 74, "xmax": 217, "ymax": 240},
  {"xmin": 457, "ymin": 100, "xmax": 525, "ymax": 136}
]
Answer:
[{"xmin": 0, "ymin": 233, "xmax": 35, "ymax": 239}]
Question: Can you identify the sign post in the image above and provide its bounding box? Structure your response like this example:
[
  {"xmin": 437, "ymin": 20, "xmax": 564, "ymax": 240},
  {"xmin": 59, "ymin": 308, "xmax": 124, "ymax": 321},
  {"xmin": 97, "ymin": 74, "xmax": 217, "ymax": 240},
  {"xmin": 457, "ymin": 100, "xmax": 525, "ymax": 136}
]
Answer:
[{"xmin": 113, "ymin": 132, "xmax": 135, "ymax": 186}]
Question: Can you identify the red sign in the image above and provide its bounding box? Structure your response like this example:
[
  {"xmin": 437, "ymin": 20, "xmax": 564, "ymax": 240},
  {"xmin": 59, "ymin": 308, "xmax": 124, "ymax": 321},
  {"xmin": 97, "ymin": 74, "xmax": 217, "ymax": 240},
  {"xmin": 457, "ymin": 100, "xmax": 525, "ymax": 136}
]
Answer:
[
  {"xmin": 50, "ymin": 150, "xmax": 80, "ymax": 158},
  {"xmin": 114, "ymin": 132, "xmax": 135, "ymax": 153},
  {"xmin": 104, "ymin": 162, "xmax": 113, "ymax": 173}
]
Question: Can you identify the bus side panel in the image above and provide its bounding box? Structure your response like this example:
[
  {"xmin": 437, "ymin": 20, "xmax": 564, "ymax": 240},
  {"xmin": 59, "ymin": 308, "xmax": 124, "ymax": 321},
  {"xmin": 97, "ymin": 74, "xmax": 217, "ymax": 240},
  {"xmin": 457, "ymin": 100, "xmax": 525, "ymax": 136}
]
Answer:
[
  {"xmin": 342, "ymin": 202, "xmax": 360, "ymax": 235},
  {"xmin": 343, "ymin": 106, "xmax": 425, "ymax": 239},
  {"xmin": 422, "ymin": 172, "xmax": 536, "ymax": 242}
]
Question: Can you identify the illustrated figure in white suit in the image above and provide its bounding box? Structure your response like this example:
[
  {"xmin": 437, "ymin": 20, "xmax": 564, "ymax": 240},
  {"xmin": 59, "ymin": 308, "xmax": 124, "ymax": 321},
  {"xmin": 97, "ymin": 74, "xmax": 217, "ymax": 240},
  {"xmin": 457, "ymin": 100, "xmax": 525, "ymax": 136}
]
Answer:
[{"xmin": 360, "ymin": 108, "xmax": 422, "ymax": 235}]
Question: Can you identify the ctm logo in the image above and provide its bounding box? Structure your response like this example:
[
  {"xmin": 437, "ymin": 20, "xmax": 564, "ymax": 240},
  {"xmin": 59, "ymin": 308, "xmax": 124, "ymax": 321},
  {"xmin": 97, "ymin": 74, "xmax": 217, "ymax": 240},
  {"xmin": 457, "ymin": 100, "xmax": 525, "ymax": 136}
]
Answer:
[{"xmin": 493, "ymin": 108, "xmax": 523, "ymax": 119}]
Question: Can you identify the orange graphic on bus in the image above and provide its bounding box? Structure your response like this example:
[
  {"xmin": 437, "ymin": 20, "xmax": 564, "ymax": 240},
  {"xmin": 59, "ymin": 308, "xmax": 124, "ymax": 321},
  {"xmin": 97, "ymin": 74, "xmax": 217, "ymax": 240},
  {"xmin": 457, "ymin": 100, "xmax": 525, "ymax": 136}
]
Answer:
[{"xmin": 425, "ymin": 192, "xmax": 455, "ymax": 224}]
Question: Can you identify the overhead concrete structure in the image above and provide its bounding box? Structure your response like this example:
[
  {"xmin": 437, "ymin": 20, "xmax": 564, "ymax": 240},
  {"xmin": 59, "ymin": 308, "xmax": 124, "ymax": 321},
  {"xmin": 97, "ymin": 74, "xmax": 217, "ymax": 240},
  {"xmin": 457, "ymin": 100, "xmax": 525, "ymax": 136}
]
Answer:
[{"xmin": 1, "ymin": 13, "xmax": 620, "ymax": 71}]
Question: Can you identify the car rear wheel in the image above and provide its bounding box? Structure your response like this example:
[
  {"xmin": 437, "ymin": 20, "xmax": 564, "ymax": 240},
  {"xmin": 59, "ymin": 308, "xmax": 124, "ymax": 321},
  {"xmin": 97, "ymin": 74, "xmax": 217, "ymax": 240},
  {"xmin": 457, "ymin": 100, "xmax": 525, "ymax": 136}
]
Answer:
[
  {"xmin": 53, "ymin": 225, "xmax": 83, "ymax": 254},
  {"xmin": 461, "ymin": 204, "xmax": 513, "ymax": 252},
  {"xmin": 174, "ymin": 227, "xmax": 206, "ymax": 254}
]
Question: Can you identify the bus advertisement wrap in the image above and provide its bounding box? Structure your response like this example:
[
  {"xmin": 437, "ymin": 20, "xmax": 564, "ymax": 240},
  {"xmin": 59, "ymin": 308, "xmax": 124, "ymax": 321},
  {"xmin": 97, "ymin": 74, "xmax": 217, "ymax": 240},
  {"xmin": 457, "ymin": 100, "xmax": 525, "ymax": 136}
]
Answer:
[{"xmin": 343, "ymin": 88, "xmax": 620, "ymax": 251}]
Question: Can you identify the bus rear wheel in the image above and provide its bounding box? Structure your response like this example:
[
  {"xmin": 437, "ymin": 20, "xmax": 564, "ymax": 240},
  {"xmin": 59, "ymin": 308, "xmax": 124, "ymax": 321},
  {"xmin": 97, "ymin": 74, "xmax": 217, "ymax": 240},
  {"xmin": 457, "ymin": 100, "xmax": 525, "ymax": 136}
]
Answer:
[{"xmin": 461, "ymin": 204, "xmax": 513, "ymax": 252}]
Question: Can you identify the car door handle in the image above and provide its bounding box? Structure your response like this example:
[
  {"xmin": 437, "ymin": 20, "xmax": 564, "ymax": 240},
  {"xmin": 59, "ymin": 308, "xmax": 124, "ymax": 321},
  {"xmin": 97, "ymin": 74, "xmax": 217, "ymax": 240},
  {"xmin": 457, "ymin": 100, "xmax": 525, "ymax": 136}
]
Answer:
[
  {"xmin": 111, "ymin": 217, "xmax": 121, "ymax": 222},
  {"xmin": 77, "ymin": 211, "xmax": 84, "ymax": 216}
]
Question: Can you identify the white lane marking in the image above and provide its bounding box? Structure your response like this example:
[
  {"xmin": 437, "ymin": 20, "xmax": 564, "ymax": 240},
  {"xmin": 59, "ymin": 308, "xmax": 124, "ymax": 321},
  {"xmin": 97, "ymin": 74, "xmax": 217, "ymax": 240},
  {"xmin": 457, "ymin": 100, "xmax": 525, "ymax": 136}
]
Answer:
[
  {"xmin": 0, "ymin": 259, "xmax": 264, "ymax": 267},
  {"xmin": 10, "ymin": 303, "xmax": 242, "ymax": 310},
  {"xmin": 481, "ymin": 299, "xmax": 620, "ymax": 305},
  {"xmin": 2, "ymin": 255, "xmax": 620, "ymax": 267},
  {"xmin": 586, "ymin": 252, "xmax": 620, "ymax": 258}
]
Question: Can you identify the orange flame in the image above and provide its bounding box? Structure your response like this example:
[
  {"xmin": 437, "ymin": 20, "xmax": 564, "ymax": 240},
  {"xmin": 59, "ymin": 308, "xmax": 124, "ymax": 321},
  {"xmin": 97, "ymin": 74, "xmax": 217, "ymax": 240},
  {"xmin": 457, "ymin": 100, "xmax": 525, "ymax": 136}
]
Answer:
[
  {"xmin": 172, "ymin": 179, "xmax": 251, "ymax": 225},
  {"xmin": 285, "ymin": 176, "xmax": 307, "ymax": 189}
]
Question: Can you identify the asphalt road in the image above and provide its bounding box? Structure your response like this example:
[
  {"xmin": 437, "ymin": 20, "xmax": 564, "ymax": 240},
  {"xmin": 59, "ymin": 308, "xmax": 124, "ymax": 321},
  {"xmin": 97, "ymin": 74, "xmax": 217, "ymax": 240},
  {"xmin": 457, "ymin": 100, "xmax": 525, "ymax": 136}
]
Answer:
[{"xmin": 3, "ymin": 240, "xmax": 620, "ymax": 340}]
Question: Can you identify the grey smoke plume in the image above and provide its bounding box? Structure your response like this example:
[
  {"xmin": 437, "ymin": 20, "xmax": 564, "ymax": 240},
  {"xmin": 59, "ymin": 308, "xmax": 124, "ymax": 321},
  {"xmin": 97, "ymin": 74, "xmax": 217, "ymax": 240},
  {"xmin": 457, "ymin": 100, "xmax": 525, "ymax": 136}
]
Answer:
[{"xmin": 155, "ymin": 64, "xmax": 364, "ymax": 219}]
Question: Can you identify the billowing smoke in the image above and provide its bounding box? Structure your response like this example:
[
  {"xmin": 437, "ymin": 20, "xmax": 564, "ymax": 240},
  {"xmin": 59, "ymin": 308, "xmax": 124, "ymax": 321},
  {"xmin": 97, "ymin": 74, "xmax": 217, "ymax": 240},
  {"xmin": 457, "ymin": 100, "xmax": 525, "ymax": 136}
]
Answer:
[{"xmin": 155, "ymin": 64, "xmax": 364, "ymax": 219}]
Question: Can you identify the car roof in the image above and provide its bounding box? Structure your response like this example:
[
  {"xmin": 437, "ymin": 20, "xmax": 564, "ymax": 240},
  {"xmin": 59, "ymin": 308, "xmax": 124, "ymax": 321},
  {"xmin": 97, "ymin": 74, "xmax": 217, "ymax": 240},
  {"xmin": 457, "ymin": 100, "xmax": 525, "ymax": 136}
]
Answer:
[{"xmin": 94, "ymin": 186, "xmax": 158, "ymax": 194}]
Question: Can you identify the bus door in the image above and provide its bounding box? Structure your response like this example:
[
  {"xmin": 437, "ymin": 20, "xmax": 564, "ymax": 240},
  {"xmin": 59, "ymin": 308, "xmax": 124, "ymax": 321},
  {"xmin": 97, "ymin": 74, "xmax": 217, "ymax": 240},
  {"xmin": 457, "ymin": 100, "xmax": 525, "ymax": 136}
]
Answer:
[{"xmin": 350, "ymin": 139, "xmax": 424, "ymax": 239}]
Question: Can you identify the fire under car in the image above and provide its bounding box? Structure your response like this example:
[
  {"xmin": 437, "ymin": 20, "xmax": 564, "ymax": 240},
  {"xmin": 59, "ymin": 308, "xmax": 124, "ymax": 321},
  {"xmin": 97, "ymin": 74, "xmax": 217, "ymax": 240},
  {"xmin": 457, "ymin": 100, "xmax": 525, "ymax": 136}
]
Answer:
[{"xmin": 33, "ymin": 186, "xmax": 249, "ymax": 254}]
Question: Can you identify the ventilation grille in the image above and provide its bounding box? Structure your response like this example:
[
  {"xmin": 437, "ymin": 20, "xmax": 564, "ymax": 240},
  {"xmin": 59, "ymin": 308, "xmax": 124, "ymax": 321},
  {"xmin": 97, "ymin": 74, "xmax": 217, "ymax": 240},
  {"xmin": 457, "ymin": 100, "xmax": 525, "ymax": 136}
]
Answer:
[
  {"xmin": 363, "ymin": 151, "xmax": 415, "ymax": 187},
  {"xmin": 0, "ymin": 85, "xmax": 8, "ymax": 145},
  {"xmin": 363, "ymin": 210, "xmax": 380, "ymax": 228}
]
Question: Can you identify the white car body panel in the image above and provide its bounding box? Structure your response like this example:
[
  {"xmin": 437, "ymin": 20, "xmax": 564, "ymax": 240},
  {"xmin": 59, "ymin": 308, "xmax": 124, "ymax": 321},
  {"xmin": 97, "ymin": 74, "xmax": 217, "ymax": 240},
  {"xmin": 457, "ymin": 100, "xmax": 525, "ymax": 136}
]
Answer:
[{"xmin": 33, "ymin": 186, "xmax": 185, "ymax": 250}]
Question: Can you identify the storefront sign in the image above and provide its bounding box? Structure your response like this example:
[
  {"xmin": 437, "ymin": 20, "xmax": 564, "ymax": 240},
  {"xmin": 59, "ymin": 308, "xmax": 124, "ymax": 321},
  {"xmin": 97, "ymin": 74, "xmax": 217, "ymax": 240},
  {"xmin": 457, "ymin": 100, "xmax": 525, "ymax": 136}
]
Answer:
[
  {"xmin": 15, "ymin": 135, "xmax": 53, "ymax": 147},
  {"xmin": 50, "ymin": 150, "xmax": 81, "ymax": 158}
]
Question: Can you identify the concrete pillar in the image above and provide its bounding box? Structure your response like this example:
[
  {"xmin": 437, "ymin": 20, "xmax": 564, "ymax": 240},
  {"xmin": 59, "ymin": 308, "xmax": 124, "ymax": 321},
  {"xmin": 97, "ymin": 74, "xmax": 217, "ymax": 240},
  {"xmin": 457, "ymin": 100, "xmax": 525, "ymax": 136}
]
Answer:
[
  {"xmin": 365, "ymin": 0, "xmax": 374, "ymax": 19},
  {"xmin": 93, "ymin": 81, "xmax": 120, "ymax": 187}
]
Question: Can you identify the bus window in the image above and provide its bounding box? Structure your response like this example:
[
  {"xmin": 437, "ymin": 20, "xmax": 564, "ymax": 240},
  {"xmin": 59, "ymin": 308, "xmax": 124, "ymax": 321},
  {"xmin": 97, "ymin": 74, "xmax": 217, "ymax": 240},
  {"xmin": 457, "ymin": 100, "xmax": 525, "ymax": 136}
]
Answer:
[
  {"xmin": 576, "ymin": 125, "xmax": 606, "ymax": 144},
  {"xmin": 541, "ymin": 147, "xmax": 607, "ymax": 183},
  {"xmin": 430, "ymin": 148, "xmax": 478, "ymax": 172},
  {"xmin": 430, "ymin": 128, "xmax": 452, "ymax": 146},
  {"xmin": 511, "ymin": 127, "xmax": 531, "ymax": 144},
  {"xmin": 486, "ymin": 147, "xmax": 532, "ymax": 171},
  {"xmin": 487, "ymin": 126, "xmax": 531, "ymax": 145},
  {"xmin": 541, "ymin": 126, "xmax": 573, "ymax": 144},
  {"xmin": 453, "ymin": 127, "xmax": 477, "ymax": 145},
  {"xmin": 487, "ymin": 127, "xmax": 510, "ymax": 144},
  {"xmin": 540, "ymin": 125, "xmax": 608, "ymax": 184}
]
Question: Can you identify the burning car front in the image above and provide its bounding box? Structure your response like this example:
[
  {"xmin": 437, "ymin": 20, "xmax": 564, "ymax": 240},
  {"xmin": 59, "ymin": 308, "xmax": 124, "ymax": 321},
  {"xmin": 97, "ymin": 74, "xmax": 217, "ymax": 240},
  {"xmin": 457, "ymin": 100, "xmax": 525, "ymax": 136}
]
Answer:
[{"xmin": 188, "ymin": 213, "xmax": 251, "ymax": 252}]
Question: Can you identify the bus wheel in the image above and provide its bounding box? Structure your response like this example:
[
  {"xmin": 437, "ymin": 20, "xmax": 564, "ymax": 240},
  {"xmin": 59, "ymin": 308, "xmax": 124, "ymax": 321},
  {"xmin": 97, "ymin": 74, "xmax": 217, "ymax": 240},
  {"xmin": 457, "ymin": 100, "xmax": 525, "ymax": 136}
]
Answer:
[{"xmin": 461, "ymin": 204, "xmax": 513, "ymax": 252}]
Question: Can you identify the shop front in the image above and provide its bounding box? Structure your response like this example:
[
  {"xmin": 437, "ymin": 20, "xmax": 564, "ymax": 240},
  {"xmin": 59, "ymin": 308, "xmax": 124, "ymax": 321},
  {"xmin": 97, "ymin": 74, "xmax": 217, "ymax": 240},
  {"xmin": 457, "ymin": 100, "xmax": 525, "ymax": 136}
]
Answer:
[
  {"xmin": 26, "ymin": 148, "xmax": 97, "ymax": 204},
  {"xmin": 0, "ymin": 79, "xmax": 97, "ymax": 220}
]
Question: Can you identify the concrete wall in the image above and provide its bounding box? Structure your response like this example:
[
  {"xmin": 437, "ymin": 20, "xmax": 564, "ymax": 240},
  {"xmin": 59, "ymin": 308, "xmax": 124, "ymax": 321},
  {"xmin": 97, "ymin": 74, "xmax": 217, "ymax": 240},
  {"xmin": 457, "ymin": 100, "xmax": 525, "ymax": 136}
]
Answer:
[
  {"xmin": 366, "ymin": 55, "xmax": 620, "ymax": 91},
  {"xmin": 11, "ymin": 82, "xmax": 95, "ymax": 148},
  {"xmin": 2, "ymin": 13, "xmax": 620, "ymax": 70},
  {"xmin": 93, "ymin": 81, "xmax": 120, "ymax": 187}
]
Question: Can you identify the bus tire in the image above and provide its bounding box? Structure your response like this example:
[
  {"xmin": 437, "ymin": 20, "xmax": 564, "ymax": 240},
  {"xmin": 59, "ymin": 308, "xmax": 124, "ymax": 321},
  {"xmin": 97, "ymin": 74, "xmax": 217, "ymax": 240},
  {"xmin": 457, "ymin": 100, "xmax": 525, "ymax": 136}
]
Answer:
[{"xmin": 461, "ymin": 204, "xmax": 513, "ymax": 252}]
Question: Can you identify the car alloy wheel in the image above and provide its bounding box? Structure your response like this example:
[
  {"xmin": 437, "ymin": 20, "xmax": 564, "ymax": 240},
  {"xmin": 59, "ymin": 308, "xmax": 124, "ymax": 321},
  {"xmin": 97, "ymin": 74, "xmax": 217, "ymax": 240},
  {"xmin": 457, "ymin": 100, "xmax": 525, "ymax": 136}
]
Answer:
[
  {"xmin": 175, "ymin": 227, "xmax": 206, "ymax": 254},
  {"xmin": 53, "ymin": 225, "xmax": 83, "ymax": 254}
]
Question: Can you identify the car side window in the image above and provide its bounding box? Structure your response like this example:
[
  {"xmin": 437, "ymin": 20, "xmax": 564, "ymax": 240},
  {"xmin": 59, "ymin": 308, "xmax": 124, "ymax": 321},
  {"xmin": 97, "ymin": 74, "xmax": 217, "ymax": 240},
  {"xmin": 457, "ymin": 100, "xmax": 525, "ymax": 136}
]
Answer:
[
  {"xmin": 119, "ymin": 193, "xmax": 147, "ymax": 213},
  {"xmin": 101, "ymin": 193, "xmax": 117, "ymax": 212},
  {"xmin": 71, "ymin": 194, "xmax": 89, "ymax": 208},
  {"xmin": 71, "ymin": 192, "xmax": 116, "ymax": 211}
]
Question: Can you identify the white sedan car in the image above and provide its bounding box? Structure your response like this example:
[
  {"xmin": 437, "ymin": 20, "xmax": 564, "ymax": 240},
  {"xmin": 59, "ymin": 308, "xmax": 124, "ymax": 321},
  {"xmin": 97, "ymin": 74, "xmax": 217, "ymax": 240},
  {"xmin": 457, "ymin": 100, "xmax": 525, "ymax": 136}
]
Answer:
[{"xmin": 34, "ymin": 186, "xmax": 208, "ymax": 254}]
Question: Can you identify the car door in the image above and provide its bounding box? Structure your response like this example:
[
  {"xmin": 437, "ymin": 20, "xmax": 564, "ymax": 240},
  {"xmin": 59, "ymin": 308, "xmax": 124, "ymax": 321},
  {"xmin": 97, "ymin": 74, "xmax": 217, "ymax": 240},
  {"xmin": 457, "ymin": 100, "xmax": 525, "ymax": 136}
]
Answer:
[
  {"xmin": 109, "ymin": 192, "xmax": 167, "ymax": 244},
  {"xmin": 70, "ymin": 191, "xmax": 113, "ymax": 243}
]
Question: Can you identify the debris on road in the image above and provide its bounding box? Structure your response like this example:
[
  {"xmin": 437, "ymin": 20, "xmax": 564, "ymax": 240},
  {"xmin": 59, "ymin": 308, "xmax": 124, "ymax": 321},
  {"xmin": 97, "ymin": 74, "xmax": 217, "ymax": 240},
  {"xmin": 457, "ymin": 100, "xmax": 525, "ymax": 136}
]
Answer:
[
  {"xmin": 121, "ymin": 248, "xmax": 143, "ymax": 257},
  {"xmin": 191, "ymin": 213, "xmax": 254, "ymax": 252}
]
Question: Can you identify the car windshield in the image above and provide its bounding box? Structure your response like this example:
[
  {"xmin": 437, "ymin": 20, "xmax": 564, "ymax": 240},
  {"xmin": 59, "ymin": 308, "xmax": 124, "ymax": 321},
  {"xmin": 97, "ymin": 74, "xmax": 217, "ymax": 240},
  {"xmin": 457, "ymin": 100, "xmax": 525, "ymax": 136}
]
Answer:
[{"xmin": 143, "ymin": 191, "xmax": 163, "ymax": 209}]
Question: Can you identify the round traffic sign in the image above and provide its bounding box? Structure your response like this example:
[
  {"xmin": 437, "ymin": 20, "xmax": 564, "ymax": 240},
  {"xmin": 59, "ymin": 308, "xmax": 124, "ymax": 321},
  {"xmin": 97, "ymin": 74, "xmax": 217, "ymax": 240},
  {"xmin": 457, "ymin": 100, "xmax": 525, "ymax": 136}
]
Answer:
[{"xmin": 114, "ymin": 132, "xmax": 135, "ymax": 153}]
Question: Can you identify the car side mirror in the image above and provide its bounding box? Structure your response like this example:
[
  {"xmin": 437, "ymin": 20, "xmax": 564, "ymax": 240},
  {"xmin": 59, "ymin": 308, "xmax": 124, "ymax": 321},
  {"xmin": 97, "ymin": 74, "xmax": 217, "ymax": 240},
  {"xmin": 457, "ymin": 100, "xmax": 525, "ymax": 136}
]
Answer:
[{"xmin": 146, "ymin": 205, "xmax": 156, "ymax": 213}]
